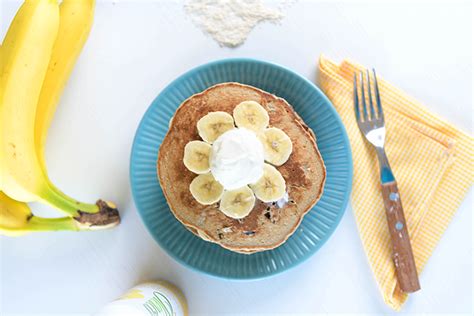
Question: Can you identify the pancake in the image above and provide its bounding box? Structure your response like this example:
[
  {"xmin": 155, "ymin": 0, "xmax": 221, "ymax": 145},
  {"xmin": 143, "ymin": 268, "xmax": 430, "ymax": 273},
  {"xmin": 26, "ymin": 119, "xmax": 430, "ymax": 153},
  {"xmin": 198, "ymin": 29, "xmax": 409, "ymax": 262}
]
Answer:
[{"xmin": 157, "ymin": 83, "xmax": 326, "ymax": 254}]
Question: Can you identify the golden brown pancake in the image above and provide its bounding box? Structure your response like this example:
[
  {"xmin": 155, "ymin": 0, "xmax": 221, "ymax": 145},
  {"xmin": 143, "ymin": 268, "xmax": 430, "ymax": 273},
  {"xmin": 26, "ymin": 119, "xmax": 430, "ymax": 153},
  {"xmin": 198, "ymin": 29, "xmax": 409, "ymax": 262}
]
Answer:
[{"xmin": 157, "ymin": 83, "xmax": 326, "ymax": 254}]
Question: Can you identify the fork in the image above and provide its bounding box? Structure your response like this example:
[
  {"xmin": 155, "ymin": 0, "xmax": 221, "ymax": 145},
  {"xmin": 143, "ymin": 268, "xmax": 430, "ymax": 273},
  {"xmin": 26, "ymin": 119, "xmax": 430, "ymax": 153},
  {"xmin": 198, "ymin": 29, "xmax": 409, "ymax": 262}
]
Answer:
[{"xmin": 354, "ymin": 70, "xmax": 420, "ymax": 293}]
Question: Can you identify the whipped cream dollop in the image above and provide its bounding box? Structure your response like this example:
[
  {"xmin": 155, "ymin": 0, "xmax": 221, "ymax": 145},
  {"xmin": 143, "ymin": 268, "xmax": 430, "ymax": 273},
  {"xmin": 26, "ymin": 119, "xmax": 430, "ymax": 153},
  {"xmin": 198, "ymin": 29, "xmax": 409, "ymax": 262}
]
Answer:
[{"xmin": 210, "ymin": 128, "xmax": 264, "ymax": 190}]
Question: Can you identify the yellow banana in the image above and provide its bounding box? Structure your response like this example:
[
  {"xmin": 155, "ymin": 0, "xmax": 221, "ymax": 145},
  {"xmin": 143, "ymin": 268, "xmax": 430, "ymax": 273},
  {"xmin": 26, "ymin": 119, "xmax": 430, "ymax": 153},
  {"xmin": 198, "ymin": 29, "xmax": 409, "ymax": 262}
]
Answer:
[
  {"xmin": 0, "ymin": 0, "xmax": 59, "ymax": 202},
  {"xmin": 0, "ymin": 0, "xmax": 36, "ymax": 76},
  {"xmin": 36, "ymin": 0, "xmax": 95, "ymax": 169},
  {"xmin": 33, "ymin": 0, "xmax": 102, "ymax": 213},
  {"xmin": 0, "ymin": 192, "xmax": 31, "ymax": 236},
  {"xmin": 0, "ymin": 0, "xmax": 119, "ymax": 228},
  {"xmin": 0, "ymin": 191, "xmax": 87, "ymax": 236}
]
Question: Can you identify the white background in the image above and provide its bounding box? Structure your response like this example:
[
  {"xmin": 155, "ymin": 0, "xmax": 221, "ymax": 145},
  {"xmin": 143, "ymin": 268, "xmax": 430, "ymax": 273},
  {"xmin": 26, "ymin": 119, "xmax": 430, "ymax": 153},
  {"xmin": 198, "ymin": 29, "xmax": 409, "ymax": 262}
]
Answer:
[{"xmin": 0, "ymin": 0, "xmax": 472, "ymax": 315}]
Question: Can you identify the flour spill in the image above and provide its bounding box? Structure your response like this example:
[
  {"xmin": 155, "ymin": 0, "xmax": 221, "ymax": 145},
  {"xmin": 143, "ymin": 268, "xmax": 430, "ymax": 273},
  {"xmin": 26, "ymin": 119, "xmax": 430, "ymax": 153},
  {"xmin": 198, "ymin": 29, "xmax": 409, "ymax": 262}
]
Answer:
[{"xmin": 184, "ymin": 0, "xmax": 295, "ymax": 47}]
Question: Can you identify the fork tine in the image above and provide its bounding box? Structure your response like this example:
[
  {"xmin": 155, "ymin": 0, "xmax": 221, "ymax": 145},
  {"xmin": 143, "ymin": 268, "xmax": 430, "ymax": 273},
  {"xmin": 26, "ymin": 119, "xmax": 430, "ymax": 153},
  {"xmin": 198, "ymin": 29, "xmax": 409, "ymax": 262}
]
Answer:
[
  {"xmin": 360, "ymin": 72, "xmax": 368, "ymax": 121},
  {"xmin": 353, "ymin": 73, "xmax": 360, "ymax": 121},
  {"xmin": 366, "ymin": 69, "xmax": 376, "ymax": 119},
  {"xmin": 373, "ymin": 69, "xmax": 383, "ymax": 118}
]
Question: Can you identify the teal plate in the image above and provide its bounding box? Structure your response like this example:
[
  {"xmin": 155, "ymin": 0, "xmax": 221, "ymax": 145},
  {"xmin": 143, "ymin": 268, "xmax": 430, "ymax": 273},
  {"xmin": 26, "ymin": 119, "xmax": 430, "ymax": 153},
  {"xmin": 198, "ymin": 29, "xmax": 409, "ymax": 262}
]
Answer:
[{"xmin": 130, "ymin": 59, "xmax": 352, "ymax": 279}]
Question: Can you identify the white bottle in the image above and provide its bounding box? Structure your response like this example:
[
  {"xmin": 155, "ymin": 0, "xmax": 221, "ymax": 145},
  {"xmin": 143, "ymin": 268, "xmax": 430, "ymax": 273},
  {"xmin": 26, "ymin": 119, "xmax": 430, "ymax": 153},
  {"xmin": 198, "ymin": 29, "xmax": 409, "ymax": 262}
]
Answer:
[{"xmin": 96, "ymin": 281, "xmax": 188, "ymax": 316}]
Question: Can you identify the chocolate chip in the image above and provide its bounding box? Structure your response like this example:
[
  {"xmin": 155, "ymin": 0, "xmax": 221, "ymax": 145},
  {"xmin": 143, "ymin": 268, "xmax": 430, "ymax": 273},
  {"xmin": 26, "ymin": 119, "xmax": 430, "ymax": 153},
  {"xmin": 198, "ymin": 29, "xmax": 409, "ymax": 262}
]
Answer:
[
  {"xmin": 264, "ymin": 212, "xmax": 271, "ymax": 219},
  {"xmin": 218, "ymin": 233, "xmax": 224, "ymax": 239},
  {"xmin": 243, "ymin": 231, "xmax": 255, "ymax": 236}
]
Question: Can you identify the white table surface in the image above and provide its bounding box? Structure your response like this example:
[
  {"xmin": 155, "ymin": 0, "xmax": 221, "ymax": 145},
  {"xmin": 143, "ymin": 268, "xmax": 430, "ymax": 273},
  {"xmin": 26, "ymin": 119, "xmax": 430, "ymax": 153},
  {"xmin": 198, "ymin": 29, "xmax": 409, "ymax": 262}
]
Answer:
[{"xmin": 1, "ymin": 1, "xmax": 472, "ymax": 315}]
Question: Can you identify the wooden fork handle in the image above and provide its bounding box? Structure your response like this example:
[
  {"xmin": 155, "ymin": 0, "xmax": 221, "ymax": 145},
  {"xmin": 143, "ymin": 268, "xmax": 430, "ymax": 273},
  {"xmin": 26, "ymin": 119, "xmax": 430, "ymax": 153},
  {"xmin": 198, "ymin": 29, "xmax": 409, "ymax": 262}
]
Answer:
[{"xmin": 381, "ymin": 181, "xmax": 421, "ymax": 293}]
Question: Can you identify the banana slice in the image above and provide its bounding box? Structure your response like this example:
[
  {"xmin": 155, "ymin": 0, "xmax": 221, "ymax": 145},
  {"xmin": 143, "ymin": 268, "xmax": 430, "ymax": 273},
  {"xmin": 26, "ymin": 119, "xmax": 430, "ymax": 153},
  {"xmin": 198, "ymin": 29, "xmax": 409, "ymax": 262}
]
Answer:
[
  {"xmin": 197, "ymin": 111, "xmax": 235, "ymax": 143},
  {"xmin": 183, "ymin": 141, "xmax": 212, "ymax": 174},
  {"xmin": 233, "ymin": 101, "xmax": 269, "ymax": 132},
  {"xmin": 189, "ymin": 173, "xmax": 224, "ymax": 205},
  {"xmin": 259, "ymin": 127, "xmax": 293, "ymax": 166},
  {"xmin": 250, "ymin": 164, "xmax": 286, "ymax": 202},
  {"xmin": 219, "ymin": 186, "xmax": 256, "ymax": 219}
]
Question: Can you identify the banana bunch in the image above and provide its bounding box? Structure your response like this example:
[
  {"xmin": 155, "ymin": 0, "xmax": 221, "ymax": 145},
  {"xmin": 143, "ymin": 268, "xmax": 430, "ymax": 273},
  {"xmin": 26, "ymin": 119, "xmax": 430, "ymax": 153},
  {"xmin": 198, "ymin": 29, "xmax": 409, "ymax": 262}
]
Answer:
[{"xmin": 0, "ymin": 0, "xmax": 120, "ymax": 236}]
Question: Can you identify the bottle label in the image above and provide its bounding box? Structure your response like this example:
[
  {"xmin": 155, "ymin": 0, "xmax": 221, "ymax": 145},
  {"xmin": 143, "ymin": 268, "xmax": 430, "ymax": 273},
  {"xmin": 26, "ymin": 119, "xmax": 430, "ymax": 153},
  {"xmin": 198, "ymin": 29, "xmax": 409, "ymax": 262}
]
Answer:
[
  {"xmin": 143, "ymin": 291, "xmax": 174, "ymax": 316},
  {"xmin": 99, "ymin": 282, "xmax": 186, "ymax": 316}
]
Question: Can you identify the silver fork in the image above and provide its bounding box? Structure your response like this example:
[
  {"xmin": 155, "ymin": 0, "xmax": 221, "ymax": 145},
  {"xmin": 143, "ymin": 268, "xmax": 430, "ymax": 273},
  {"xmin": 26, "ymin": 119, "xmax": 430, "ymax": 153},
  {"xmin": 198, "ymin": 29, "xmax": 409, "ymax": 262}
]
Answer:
[{"xmin": 354, "ymin": 70, "xmax": 420, "ymax": 293}]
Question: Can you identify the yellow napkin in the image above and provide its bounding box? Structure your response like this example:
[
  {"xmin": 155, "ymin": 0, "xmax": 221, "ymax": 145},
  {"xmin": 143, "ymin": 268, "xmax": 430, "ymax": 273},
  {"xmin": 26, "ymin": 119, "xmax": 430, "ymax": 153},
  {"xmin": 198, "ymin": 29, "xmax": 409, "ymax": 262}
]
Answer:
[{"xmin": 318, "ymin": 56, "xmax": 474, "ymax": 310}]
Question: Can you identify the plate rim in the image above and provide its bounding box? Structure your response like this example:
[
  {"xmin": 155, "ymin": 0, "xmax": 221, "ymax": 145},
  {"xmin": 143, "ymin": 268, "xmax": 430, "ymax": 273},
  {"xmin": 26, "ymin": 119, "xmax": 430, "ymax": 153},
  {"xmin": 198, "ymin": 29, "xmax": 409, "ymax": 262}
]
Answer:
[{"xmin": 130, "ymin": 58, "xmax": 353, "ymax": 280}]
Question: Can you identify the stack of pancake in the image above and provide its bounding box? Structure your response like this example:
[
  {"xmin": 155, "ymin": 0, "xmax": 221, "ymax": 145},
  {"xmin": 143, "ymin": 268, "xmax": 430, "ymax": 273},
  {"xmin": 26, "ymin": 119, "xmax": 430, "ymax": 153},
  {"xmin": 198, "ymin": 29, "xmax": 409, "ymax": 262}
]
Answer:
[{"xmin": 158, "ymin": 83, "xmax": 326, "ymax": 254}]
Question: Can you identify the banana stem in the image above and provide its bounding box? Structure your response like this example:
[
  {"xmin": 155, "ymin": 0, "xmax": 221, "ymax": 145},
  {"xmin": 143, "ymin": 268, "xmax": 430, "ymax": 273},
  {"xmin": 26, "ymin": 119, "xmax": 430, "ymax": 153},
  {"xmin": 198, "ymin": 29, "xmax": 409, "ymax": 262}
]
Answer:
[
  {"xmin": 40, "ymin": 186, "xmax": 98, "ymax": 217},
  {"xmin": 40, "ymin": 188, "xmax": 120, "ymax": 228},
  {"xmin": 27, "ymin": 216, "xmax": 78, "ymax": 232},
  {"xmin": 45, "ymin": 180, "xmax": 99, "ymax": 215}
]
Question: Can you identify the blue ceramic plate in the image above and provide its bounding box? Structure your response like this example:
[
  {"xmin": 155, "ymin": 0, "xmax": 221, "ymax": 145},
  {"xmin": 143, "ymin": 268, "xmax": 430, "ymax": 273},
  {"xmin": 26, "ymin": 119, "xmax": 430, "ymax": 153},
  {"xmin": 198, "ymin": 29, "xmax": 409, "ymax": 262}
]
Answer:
[{"xmin": 130, "ymin": 59, "xmax": 352, "ymax": 279}]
